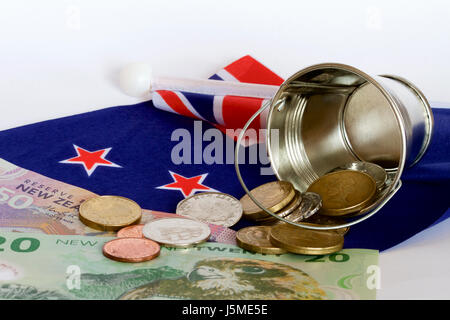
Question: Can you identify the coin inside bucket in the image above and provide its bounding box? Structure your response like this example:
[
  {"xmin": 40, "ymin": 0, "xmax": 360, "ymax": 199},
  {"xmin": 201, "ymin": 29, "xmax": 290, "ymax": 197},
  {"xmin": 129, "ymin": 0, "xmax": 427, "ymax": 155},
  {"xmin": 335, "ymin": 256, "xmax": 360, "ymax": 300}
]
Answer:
[
  {"xmin": 307, "ymin": 170, "xmax": 376, "ymax": 216},
  {"xmin": 329, "ymin": 161, "xmax": 387, "ymax": 190}
]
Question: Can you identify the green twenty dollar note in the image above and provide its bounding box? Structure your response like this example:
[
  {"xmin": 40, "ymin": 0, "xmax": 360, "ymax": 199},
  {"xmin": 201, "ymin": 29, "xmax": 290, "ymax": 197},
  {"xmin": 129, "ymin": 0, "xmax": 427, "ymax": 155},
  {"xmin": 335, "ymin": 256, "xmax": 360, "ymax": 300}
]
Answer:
[{"xmin": 0, "ymin": 232, "xmax": 378, "ymax": 300}]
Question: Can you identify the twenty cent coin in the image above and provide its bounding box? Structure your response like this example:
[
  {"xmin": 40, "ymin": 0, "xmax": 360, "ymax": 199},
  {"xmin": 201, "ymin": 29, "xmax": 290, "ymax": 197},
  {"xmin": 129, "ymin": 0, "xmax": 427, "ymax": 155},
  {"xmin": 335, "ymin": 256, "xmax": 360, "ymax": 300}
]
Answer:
[
  {"xmin": 117, "ymin": 224, "xmax": 145, "ymax": 238},
  {"xmin": 176, "ymin": 192, "xmax": 243, "ymax": 227},
  {"xmin": 269, "ymin": 223, "xmax": 344, "ymax": 255},
  {"xmin": 283, "ymin": 192, "xmax": 322, "ymax": 223},
  {"xmin": 143, "ymin": 218, "xmax": 211, "ymax": 248},
  {"xmin": 236, "ymin": 226, "xmax": 287, "ymax": 255},
  {"xmin": 102, "ymin": 238, "xmax": 160, "ymax": 263},
  {"xmin": 79, "ymin": 196, "xmax": 142, "ymax": 231},
  {"xmin": 307, "ymin": 170, "xmax": 376, "ymax": 216},
  {"xmin": 240, "ymin": 181, "xmax": 295, "ymax": 220}
]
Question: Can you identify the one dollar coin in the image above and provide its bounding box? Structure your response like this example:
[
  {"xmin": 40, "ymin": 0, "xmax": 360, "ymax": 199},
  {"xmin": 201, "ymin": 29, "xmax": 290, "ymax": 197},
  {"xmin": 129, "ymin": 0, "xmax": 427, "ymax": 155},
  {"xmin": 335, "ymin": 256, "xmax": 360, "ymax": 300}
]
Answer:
[
  {"xmin": 236, "ymin": 226, "xmax": 287, "ymax": 255},
  {"xmin": 269, "ymin": 223, "xmax": 344, "ymax": 255},
  {"xmin": 79, "ymin": 196, "xmax": 142, "ymax": 231}
]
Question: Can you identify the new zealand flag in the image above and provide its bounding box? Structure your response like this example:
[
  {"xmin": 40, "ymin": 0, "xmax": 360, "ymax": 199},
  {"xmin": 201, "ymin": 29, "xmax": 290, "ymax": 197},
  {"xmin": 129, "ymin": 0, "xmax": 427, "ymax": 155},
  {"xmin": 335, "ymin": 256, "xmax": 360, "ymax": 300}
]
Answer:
[{"xmin": 0, "ymin": 56, "xmax": 449, "ymax": 251}]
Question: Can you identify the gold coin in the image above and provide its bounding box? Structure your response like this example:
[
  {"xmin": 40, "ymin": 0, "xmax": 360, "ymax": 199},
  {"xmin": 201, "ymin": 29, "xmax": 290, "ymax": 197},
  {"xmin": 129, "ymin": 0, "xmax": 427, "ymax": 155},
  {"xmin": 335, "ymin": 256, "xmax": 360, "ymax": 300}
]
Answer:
[
  {"xmin": 255, "ymin": 191, "xmax": 302, "ymax": 223},
  {"xmin": 240, "ymin": 181, "xmax": 295, "ymax": 220},
  {"xmin": 330, "ymin": 161, "xmax": 387, "ymax": 190},
  {"xmin": 236, "ymin": 226, "xmax": 287, "ymax": 255},
  {"xmin": 303, "ymin": 214, "xmax": 350, "ymax": 236},
  {"xmin": 306, "ymin": 170, "xmax": 376, "ymax": 216},
  {"xmin": 79, "ymin": 196, "xmax": 142, "ymax": 231},
  {"xmin": 269, "ymin": 223, "xmax": 344, "ymax": 255}
]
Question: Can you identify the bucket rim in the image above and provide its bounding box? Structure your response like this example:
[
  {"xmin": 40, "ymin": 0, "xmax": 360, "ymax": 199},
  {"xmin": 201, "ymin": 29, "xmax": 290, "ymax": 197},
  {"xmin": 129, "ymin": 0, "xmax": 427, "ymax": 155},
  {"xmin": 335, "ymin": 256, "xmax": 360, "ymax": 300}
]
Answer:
[{"xmin": 266, "ymin": 62, "xmax": 408, "ymax": 217}]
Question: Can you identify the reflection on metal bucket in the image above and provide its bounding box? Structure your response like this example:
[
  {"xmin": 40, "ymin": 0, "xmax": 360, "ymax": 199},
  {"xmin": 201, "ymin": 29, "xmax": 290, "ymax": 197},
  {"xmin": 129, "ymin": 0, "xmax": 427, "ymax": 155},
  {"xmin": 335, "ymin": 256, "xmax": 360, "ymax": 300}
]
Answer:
[{"xmin": 235, "ymin": 63, "xmax": 434, "ymax": 230}]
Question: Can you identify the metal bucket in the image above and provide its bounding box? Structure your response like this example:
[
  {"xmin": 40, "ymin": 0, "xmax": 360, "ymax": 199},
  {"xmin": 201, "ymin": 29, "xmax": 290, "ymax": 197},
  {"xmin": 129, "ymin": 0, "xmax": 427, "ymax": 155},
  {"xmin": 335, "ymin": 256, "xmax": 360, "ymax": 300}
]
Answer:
[{"xmin": 235, "ymin": 63, "xmax": 434, "ymax": 230}]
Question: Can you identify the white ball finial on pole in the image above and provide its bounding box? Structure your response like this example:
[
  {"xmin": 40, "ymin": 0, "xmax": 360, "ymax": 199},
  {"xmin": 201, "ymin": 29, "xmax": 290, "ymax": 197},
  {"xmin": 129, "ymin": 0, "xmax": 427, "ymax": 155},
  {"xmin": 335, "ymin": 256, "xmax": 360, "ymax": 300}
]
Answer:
[{"xmin": 119, "ymin": 62, "xmax": 153, "ymax": 98}]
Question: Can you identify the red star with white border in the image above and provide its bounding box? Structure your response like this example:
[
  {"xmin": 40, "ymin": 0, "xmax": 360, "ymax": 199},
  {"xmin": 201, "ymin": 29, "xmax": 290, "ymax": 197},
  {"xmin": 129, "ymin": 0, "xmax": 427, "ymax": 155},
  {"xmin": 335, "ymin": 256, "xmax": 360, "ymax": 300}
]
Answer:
[
  {"xmin": 157, "ymin": 171, "xmax": 217, "ymax": 197},
  {"xmin": 59, "ymin": 145, "xmax": 121, "ymax": 176}
]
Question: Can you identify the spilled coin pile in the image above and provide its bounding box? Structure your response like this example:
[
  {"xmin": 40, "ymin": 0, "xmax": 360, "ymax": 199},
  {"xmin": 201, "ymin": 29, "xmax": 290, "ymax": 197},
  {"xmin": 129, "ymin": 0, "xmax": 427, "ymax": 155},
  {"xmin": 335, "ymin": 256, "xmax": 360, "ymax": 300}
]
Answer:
[
  {"xmin": 236, "ymin": 161, "xmax": 390, "ymax": 255},
  {"xmin": 77, "ymin": 161, "xmax": 390, "ymax": 261}
]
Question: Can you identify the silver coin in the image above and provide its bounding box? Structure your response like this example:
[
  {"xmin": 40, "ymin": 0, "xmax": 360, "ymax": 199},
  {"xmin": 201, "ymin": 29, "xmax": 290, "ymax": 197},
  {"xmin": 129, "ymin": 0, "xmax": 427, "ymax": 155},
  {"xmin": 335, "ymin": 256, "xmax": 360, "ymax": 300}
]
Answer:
[
  {"xmin": 283, "ymin": 192, "xmax": 322, "ymax": 223},
  {"xmin": 176, "ymin": 192, "xmax": 243, "ymax": 227},
  {"xmin": 140, "ymin": 212, "xmax": 156, "ymax": 224},
  {"xmin": 330, "ymin": 161, "xmax": 387, "ymax": 189},
  {"xmin": 384, "ymin": 171, "xmax": 396, "ymax": 187},
  {"xmin": 143, "ymin": 218, "xmax": 210, "ymax": 248}
]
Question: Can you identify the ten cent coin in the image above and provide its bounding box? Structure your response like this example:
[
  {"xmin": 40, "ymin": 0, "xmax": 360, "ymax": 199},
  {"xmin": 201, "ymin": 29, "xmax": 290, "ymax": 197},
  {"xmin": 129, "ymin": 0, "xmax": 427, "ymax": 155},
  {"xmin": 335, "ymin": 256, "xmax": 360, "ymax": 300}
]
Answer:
[{"xmin": 102, "ymin": 238, "xmax": 160, "ymax": 263}]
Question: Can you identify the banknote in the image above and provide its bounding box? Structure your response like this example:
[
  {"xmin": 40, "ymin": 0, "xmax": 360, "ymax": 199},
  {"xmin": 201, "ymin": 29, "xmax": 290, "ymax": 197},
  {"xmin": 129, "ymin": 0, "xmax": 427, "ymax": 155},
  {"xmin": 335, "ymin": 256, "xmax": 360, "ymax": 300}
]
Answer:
[
  {"xmin": 0, "ymin": 232, "xmax": 378, "ymax": 300},
  {"xmin": 0, "ymin": 158, "xmax": 236, "ymax": 244}
]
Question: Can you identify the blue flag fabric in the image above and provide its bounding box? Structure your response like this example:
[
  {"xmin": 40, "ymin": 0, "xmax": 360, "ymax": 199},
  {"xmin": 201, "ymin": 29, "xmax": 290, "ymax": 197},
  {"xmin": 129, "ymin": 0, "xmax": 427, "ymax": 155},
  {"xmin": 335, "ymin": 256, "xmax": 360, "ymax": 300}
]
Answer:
[{"xmin": 0, "ymin": 101, "xmax": 449, "ymax": 251}]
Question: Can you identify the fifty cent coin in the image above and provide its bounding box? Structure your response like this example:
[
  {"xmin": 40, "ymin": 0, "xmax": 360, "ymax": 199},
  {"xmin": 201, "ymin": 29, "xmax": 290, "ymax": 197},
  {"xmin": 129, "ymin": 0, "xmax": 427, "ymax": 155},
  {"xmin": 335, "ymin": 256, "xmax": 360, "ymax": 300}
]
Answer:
[
  {"xmin": 236, "ymin": 226, "xmax": 287, "ymax": 255},
  {"xmin": 307, "ymin": 170, "xmax": 376, "ymax": 216},
  {"xmin": 176, "ymin": 192, "xmax": 242, "ymax": 227},
  {"xmin": 79, "ymin": 196, "xmax": 142, "ymax": 231},
  {"xmin": 143, "ymin": 218, "xmax": 210, "ymax": 248},
  {"xmin": 283, "ymin": 192, "xmax": 322, "ymax": 223},
  {"xmin": 102, "ymin": 238, "xmax": 160, "ymax": 263},
  {"xmin": 240, "ymin": 181, "xmax": 295, "ymax": 220}
]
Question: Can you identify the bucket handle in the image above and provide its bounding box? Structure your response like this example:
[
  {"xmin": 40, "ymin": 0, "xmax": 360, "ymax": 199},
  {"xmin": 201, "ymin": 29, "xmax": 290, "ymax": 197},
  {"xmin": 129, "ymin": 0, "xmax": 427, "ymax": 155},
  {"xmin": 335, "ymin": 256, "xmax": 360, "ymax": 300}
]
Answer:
[{"xmin": 234, "ymin": 100, "xmax": 402, "ymax": 230}]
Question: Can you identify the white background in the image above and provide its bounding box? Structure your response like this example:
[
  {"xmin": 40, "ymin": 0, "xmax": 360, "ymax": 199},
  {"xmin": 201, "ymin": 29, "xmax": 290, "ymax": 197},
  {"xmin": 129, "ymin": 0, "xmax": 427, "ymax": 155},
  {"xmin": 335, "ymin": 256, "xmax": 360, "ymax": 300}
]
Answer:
[{"xmin": 0, "ymin": 0, "xmax": 449, "ymax": 299}]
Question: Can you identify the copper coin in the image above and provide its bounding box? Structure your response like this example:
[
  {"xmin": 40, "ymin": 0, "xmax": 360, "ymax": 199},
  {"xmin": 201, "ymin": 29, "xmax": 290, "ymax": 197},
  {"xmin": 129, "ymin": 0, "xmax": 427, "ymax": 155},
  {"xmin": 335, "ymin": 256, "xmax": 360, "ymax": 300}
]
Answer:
[
  {"xmin": 102, "ymin": 238, "xmax": 160, "ymax": 263},
  {"xmin": 117, "ymin": 224, "xmax": 145, "ymax": 238}
]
